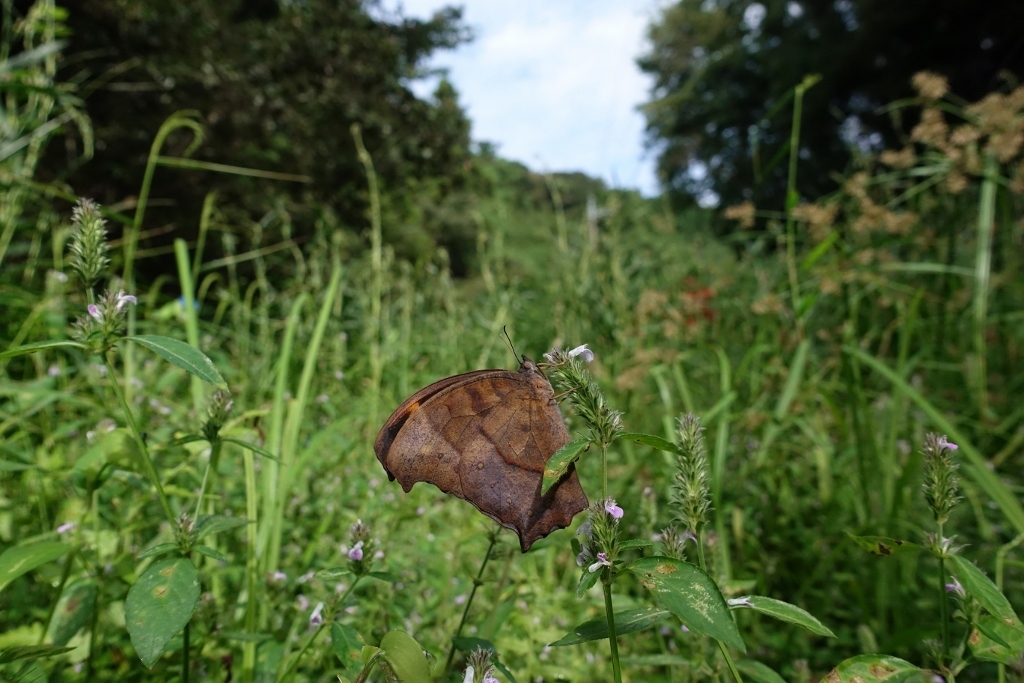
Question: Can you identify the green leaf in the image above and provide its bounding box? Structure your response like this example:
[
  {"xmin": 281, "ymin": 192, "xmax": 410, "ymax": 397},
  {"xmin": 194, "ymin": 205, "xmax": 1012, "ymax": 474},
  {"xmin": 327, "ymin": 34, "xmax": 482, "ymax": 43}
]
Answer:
[
  {"xmin": 378, "ymin": 630, "xmax": 431, "ymax": 683},
  {"xmin": 628, "ymin": 556, "xmax": 745, "ymax": 652},
  {"xmin": 617, "ymin": 431, "xmax": 682, "ymax": 455},
  {"xmin": 316, "ymin": 567, "xmax": 354, "ymax": 581},
  {"xmin": 970, "ymin": 615, "xmax": 1024, "ymax": 664},
  {"xmin": 0, "ymin": 541, "xmax": 71, "ymax": 593},
  {"xmin": 731, "ymin": 596, "xmax": 835, "ymax": 637},
  {"xmin": 368, "ymin": 570, "xmax": 400, "ymax": 583},
  {"xmin": 735, "ymin": 660, "xmax": 787, "ymax": 683},
  {"xmin": 72, "ymin": 428, "xmax": 141, "ymax": 492},
  {"xmin": 618, "ymin": 539, "xmax": 654, "ymax": 551},
  {"xmin": 195, "ymin": 514, "xmax": 251, "ymax": 541},
  {"xmin": 0, "ymin": 339, "xmax": 87, "ymax": 361},
  {"xmin": 192, "ymin": 545, "xmax": 229, "ymax": 562},
  {"xmin": 825, "ymin": 654, "xmax": 929, "ymax": 682},
  {"xmin": 541, "ymin": 439, "xmax": 590, "ymax": 495},
  {"xmin": 127, "ymin": 335, "xmax": 225, "ymax": 386},
  {"xmin": 846, "ymin": 533, "xmax": 923, "ymax": 556},
  {"xmin": 950, "ymin": 555, "xmax": 1022, "ymax": 630},
  {"xmin": 125, "ymin": 557, "xmax": 201, "ymax": 668},
  {"xmin": 137, "ymin": 543, "xmax": 178, "ymax": 560},
  {"xmin": 576, "ymin": 567, "xmax": 600, "ymax": 597},
  {"xmin": 220, "ymin": 437, "xmax": 282, "ymax": 462},
  {"xmin": 48, "ymin": 578, "xmax": 97, "ymax": 646},
  {"xmin": 550, "ymin": 607, "xmax": 671, "ymax": 646},
  {"xmin": 332, "ymin": 623, "xmax": 365, "ymax": 670},
  {"xmin": 0, "ymin": 645, "xmax": 74, "ymax": 664}
]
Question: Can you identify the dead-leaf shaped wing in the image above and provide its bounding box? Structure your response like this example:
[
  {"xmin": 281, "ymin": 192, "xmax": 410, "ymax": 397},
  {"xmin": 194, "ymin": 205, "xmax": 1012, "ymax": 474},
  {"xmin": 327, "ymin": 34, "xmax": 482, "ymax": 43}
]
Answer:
[{"xmin": 374, "ymin": 359, "xmax": 588, "ymax": 551}]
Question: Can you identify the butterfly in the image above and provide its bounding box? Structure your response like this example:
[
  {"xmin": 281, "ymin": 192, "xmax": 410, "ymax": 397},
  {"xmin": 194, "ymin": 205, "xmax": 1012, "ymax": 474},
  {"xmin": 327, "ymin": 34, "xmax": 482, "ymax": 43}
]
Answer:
[{"xmin": 374, "ymin": 357, "xmax": 588, "ymax": 551}]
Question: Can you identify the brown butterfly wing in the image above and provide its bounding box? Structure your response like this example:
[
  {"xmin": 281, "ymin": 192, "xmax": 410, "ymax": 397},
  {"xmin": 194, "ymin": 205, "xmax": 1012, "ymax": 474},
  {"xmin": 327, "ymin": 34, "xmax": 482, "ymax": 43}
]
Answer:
[{"xmin": 374, "ymin": 359, "xmax": 589, "ymax": 551}]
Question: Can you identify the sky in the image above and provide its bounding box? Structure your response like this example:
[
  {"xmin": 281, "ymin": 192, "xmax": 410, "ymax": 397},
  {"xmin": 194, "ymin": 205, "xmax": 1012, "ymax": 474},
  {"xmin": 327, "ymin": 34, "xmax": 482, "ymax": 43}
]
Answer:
[{"xmin": 388, "ymin": 1, "xmax": 665, "ymax": 196}]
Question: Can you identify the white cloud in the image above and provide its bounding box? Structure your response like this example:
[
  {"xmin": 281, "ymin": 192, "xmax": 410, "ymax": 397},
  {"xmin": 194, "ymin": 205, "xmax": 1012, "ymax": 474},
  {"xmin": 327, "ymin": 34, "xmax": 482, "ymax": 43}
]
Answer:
[{"xmin": 390, "ymin": 0, "xmax": 662, "ymax": 195}]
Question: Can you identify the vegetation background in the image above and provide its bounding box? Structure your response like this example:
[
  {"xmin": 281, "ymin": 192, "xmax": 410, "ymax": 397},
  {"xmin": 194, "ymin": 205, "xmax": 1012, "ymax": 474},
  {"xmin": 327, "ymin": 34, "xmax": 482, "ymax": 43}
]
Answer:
[{"xmin": 1, "ymin": 0, "xmax": 1022, "ymax": 681}]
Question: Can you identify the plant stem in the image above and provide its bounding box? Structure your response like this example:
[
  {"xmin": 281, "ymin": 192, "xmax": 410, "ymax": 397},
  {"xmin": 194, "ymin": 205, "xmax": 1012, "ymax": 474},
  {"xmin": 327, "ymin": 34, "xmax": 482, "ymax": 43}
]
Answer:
[
  {"xmin": 104, "ymin": 353, "xmax": 176, "ymax": 526},
  {"xmin": 602, "ymin": 574, "xmax": 623, "ymax": 683},
  {"xmin": 441, "ymin": 531, "xmax": 498, "ymax": 681},
  {"xmin": 697, "ymin": 531, "xmax": 743, "ymax": 682},
  {"xmin": 183, "ymin": 621, "xmax": 190, "ymax": 683},
  {"xmin": 937, "ymin": 522, "xmax": 950, "ymax": 662},
  {"xmin": 600, "ymin": 442, "xmax": 609, "ymax": 499}
]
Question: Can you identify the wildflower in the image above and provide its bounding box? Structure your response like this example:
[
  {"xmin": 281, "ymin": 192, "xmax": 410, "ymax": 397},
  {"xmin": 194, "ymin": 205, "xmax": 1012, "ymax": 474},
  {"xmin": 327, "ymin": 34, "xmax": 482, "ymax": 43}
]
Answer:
[
  {"xmin": 912, "ymin": 71, "xmax": 950, "ymax": 101},
  {"xmin": 348, "ymin": 541, "xmax": 364, "ymax": 561},
  {"xmin": 270, "ymin": 571, "xmax": 287, "ymax": 583},
  {"xmin": 728, "ymin": 597, "xmax": 754, "ymax": 608},
  {"xmin": 297, "ymin": 594, "xmax": 309, "ymax": 611},
  {"xmin": 115, "ymin": 291, "xmax": 137, "ymax": 311},
  {"xmin": 67, "ymin": 199, "xmax": 110, "ymax": 289},
  {"xmin": 47, "ymin": 365, "xmax": 60, "ymax": 377},
  {"xmin": 57, "ymin": 522, "xmax": 76, "ymax": 534},
  {"xmin": 298, "ymin": 570, "xmax": 315, "ymax": 584},
  {"xmin": 671, "ymin": 414, "xmax": 713, "ymax": 536},
  {"xmin": 568, "ymin": 344, "xmax": 595, "ymax": 362},
  {"xmin": 87, "ymin": 304, "xmax": 103, "ymax": 322},
  {"xmin": 922, "ymin": 433, "xmax": 961, "ymax": 525},
  {"xmin": 309, "ymin": 601, "xmax": 325, "ymax": 627},
  {"xmin": 945, "ymin": 578, "xmax": 965, "ymax": 598},
  {"xmin": 604, "ymin": 499, "xmax": 624, "ymax": 519},
  {"xmin": 202, "ymin": 389, "xmax": 234, "ymax": 442},
  {"xmin": 588, "ymin": 552, "xmax": 612, "ymax": 574},
  {"xmin": 464, "ymin": 647, "xmax": 498, "ymax": 683}
]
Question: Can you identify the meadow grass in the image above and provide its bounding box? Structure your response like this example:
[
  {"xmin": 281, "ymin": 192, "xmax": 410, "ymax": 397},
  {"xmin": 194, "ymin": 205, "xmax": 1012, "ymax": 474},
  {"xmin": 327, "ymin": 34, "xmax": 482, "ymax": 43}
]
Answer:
[{"xmin": 1, "ymin": 20, "xmax": 1023, "ymax": 683}]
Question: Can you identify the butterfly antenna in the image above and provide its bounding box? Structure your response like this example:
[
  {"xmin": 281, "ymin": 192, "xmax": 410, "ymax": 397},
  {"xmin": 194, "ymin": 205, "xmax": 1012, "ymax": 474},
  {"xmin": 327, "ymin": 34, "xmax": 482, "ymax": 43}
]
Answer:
[{"xmin": 502, "ymin": 325, "xmax": 520, "ymax": 362}]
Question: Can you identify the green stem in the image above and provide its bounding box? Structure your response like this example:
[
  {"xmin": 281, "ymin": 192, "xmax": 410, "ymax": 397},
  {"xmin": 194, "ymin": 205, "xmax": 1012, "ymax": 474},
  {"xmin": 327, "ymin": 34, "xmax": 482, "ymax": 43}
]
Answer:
[
  {"xmin": 600, "ymin": 443, "xmax": 609, "ymax": 499},
  {"xmin": 183, "ymin": 621, "xmax": 190, "ymax": 683},
  {"xmin": 696, "ymin": 531, "xmax": 742, "ymax": 682},
  {"xmin": 277, "ymin": 579, "xmax": 361, "ymax": 683},
  {"xmin": 938, "ymin": 533, "xmax": 950, "ymax": 663},
  {"xmin": 192, "ymin": 437, "xmax": 223, "ymax": 521},
  {"xmin": 602, "ymin": 574, "xmax": 622, "ymax": 683},
  {"xmin": 103, "ymin": 353, "xmax": 176, "ymax": 526},
  {"xmin": 441, "ymin": 531, "xmax": 498, "ymax": 681}
]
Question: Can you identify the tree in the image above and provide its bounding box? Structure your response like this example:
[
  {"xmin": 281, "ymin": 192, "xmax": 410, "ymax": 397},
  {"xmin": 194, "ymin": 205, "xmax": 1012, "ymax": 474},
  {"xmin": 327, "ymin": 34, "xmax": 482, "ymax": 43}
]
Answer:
[
  {"xmin": 639, "ymin": 0, "xmax": 1024, "ymax": 210},
  {"xmin": 32, "ymin": 0, "xmax": 474, "ymax": 272}
]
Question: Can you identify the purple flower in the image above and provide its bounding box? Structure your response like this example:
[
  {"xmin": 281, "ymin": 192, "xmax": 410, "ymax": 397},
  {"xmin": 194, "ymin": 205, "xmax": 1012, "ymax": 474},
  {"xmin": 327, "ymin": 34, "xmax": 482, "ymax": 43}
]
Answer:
[
  {"xmin": 483, "ymin": 676, "xmax": 500, "ymax": 683},
  {"xmin": 604, "ymin": 499, "xmax": 624, "ymax": 519},
  {"xmin": 937, "ymin": 435, "xmax": 958, "ymax": 451},
  {"xmin": 115, "ymin": 291, "xmax": 137, "ymax": 312},
  {"xmin": 945, "ymin": 578, "xmax": 965, "ymax": 597},
  {"xmin": 568, "ymin": 344, "xmax": 595, "ymax": 362},
  {"xmin": 348, "ymin": 540, "xmax": 364, "ymax": 561},
  {"xmin": 270, "ymin": 571, "xmax": 287, "ymax": 583},
  {"xmin": 309, "ymin": 601, "xmax": 325, "ymax": 626},
  {"xmin": 87, "ymin": 304, "xmax": 103, "ymax": 322},
  {"xmin": 57, "ymin": 522, "xmax": 76, "ymax": 534},
  {"xmin": 588, "ymin": 552, "xmax": 612, "ymax": 574}
]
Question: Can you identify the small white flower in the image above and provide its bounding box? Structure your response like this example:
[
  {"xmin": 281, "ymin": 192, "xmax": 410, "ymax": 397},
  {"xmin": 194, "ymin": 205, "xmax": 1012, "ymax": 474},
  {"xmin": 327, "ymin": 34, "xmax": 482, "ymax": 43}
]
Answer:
[
  {"xmin": 588, "ymin": 552, "xmax": 612, "ymax": 573},
  {"xmin": 47, "ymin": 365, "xmax": 61, "ymax": 377},
  {"xmin": 728, "ymin": 597, "xmax": 753, "ymax": 608},
  {"xmin": 462, "ymin": 665, "xmax": 475, "ymax": 683},
  {"xmin": 568, "ymin": 344, "xmax": 595, "ymax": 362},
  {"xmin": 309, "ymin": 601, "xmax": 325, "ymax": 626},
  {"xmin": 57, "ymin": 522, "xmax": 76, "ymax": 534}
]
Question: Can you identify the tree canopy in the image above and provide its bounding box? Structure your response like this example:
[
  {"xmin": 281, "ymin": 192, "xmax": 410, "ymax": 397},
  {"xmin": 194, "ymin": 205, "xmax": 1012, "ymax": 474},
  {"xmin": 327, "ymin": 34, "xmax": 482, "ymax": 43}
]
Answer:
[
  {"xmin": 639, "ymin": 0, "xmax": 1024, "ymax": 209},
  {"xmin": 38, "ymin": 0, "xmax": 475, "ymax": 268}
]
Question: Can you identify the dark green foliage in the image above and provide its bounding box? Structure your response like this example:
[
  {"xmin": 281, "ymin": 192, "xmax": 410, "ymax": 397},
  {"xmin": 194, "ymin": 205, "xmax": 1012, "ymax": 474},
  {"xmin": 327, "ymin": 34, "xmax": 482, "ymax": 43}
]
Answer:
[
  {"xmin": 639, "ymin": 0, "xmax": 1024, "ymax": 209},
  {"xmin": 42, "ymin": 0, "xmax": 475, "ymax": 273}
]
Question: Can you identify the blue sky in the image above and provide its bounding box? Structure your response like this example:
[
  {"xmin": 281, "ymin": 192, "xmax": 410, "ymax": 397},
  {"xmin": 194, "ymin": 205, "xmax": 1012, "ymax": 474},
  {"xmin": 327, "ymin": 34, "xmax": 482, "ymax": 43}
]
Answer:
[{"xmin": 390, "ymin": 1, "xmax": 665, "ymax": 195}]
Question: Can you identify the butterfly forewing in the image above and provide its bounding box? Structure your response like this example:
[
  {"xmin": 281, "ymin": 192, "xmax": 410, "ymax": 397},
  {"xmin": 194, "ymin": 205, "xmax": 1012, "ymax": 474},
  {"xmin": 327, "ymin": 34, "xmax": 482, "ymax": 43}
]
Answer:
[{"xmin": 374, "ymin": 360, "xmax": 588, "ymax": 551}]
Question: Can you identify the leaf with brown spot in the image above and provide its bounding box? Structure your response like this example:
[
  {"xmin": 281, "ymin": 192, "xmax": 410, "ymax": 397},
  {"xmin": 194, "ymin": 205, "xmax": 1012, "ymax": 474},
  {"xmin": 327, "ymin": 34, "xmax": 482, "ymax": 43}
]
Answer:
[
  {"xmin": 125, "ymin": 557, "xmax": 200, "ymax": 668},
  {"xmin": 375, "ymin": 357, "xmax": 589, "ymax": 552},
  {"xmin": 824, "ymin": 654, "xmax": 930, "ymax": 681}
]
